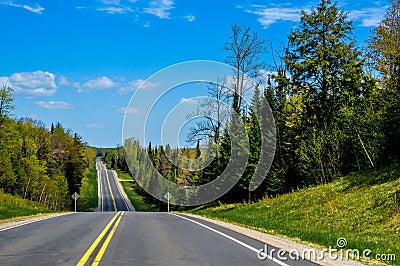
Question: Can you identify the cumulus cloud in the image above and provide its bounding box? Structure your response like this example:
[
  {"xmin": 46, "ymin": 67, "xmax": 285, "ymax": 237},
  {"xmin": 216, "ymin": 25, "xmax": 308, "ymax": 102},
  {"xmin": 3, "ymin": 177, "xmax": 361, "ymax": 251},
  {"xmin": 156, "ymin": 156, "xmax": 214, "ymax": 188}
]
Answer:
[
  {"xmin": 179, "ymin": 98, "xmax": 198, "ymax": 105},
  {"xmin": 36, "ymin": 101, "xmax": 74, "ymax": 109},
  {"xmin": 144, "ymin": 0, "xmax": 174, "ymax": 19},
  {"xmin": 0, "ymin": 70, "xmax": 58, "ymax": 97},
  {"xmin": 1, "ymin": 1, "xmax": 45, "ymax": 14},
  {"xmin": 348, "ymin": 7, "xmax": 388, "ymax": 27},
  {"xmin": 118, "ymin": 79, "xmax": 160, "ymax": 94},
  {"xmin": 243, "ymin": 5, "xmax": 302, "ymax": 28},
  {"xmin": 86, "ymin": 123, "xmax": 104, "ymax": 128},
  {"xmin": 79, "ymin": 76, "xmax": 116, "ymax": 92}
]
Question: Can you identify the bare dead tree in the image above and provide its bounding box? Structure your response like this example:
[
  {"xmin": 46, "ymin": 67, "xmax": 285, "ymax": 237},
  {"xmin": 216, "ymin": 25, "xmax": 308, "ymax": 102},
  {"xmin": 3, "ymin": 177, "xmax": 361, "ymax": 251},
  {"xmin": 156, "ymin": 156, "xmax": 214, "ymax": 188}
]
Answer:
[
  {"xmin": 186, "ymin": 79, "xmax": 231, "ymax": 145},
  {"xmin": 224, "ymin": 24, "xmax": 266, "ymax": 111}
]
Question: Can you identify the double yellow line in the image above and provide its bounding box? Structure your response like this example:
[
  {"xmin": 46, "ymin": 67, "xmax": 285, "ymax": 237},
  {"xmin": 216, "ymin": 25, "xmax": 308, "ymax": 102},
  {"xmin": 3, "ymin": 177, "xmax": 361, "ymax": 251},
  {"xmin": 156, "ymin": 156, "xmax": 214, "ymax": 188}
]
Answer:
[{"xmin": 77, "ymin": 211, "xmax": 124, "ymax": 266}]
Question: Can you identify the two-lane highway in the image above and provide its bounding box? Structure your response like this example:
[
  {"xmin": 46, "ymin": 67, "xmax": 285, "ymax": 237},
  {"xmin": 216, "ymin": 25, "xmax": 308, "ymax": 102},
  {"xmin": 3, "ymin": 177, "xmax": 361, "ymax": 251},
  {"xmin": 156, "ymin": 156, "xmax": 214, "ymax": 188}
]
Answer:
[
  {"xmin": 96, "ymin": 160, "xmax": 131, "ymax": 212},
  {"xmin": 0, "ymin": 211, "xmax": 319, "ymax": 265},
  {"xmin": 0, "ymin": 160, "xmax": 320, "ymax": 265}
]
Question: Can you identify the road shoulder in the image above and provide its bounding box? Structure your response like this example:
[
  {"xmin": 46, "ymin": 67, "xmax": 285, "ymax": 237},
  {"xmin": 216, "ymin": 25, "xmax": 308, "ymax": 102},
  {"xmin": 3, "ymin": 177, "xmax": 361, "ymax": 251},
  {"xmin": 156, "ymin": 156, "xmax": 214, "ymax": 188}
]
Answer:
[
  {"xmin": 111, "ymin": 170, "xmax": 136, "ymax": 211},
  {"xmin": 180, "ymin": 213, "xmax": 365, "ymax": 266},
  {"xmin": 0, "ymin": 212, "xmax": 72, "ymax": 231}
]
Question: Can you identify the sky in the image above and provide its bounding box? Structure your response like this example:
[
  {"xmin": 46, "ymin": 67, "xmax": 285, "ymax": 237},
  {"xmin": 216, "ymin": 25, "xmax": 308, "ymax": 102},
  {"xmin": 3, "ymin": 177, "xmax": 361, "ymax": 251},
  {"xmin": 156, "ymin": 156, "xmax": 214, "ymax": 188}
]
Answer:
[{"xmin": 0, "ymin": 0, "xmax": 389, "ymax": 147}]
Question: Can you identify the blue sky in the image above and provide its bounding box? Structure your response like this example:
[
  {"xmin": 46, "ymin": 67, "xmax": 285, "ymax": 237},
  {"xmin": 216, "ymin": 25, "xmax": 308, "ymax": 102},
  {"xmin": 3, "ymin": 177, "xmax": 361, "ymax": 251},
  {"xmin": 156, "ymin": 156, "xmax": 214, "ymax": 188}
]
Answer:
[{"xmin": 0, "ymin": 0, "xmax": 388, "ymax": 147}]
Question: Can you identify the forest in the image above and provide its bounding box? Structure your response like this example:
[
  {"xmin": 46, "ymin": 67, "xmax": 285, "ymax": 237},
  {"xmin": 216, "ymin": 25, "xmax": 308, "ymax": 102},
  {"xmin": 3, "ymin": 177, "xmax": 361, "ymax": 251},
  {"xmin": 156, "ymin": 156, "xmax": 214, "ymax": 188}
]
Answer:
[
  {"xmin": 106, "ymin": 0, "xmax": 400, "ymax": 208},
  {"xmin": 0, "ymin": 86, "xmax": 95, "ymax": 210}
]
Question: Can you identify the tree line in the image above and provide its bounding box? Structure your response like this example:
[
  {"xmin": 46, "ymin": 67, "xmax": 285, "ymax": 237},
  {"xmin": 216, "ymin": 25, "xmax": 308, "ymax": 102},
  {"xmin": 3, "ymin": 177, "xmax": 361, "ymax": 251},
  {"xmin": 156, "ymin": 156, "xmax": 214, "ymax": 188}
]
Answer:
[
  {"xmin": 0, "ymin": 86, "xmax": 95, "ymax": 210},
  {"xmin": 110, "ymin": 0, "xmax": 399, "ymax": 207}
]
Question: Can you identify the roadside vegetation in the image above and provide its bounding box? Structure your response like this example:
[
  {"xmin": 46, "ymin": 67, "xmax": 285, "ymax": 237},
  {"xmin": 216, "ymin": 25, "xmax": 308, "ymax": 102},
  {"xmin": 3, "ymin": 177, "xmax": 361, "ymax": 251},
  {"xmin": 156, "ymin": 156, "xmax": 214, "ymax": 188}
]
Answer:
[
  {"xmin": 107, "ymin": 0, "xmax": 400, "ymax": 208},
  {"xmin": 116, "ymin": 170, "xmax": 159, "ymax": 212},
  {"xmin": 77, "ymin": 165, "xmax": 98, "ymax": 212},
  {"xmin": 0, "ymin": 82, "xmax": 96, "ymax": 212},
  {"xmin": 0, "ymin": 190, "xmax": 51, "ymax": 220},
  {"xmin": 189, "ymin": 165, "xmax": 400, "ymax": 265}
]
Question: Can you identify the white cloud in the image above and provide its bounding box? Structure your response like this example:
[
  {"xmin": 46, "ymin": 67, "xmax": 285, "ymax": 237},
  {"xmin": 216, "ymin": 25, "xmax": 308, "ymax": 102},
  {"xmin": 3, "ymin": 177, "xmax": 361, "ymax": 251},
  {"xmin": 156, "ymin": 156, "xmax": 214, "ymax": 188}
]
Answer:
[
  {"xmin": 179, "ymin": 98, "xmax": 198, "ymax": 105},
  {"xmin": 244, "ymin": 5, "xmax": 302, "ymax": 28},
  {"xmin": 118, "ymin": 79, "xmax": 160, "ymax": 94},
  {"xmin": 258, "ymin": 69, "xmax": 279, "ymax": 79},
  {"xmin": 244, "ymin": 3, "xmax": 387, "ymax": 29},
  {"xmin": 348, "ymin": 7, "xmax": 388, "ymax": 27},
  {"xmin": 143, "ymin": 21, "xmax": 151, "ymax": 28},
  {"xmin": 1, "ymin": 1, "xmax": 45, "ymax": 14},
  {"xmin": 184, "ymin": 15, "xmax": 195, "ymax": 22},
  {"xmin": 86, "ymin": 123, "xmax": 104, "ymax": 128},
  {"xmin": 100, "ymin": 0, "xmax": 120, "ymax": 4},
  {"xmin": 36, "ymin": 101, "xmax": 74, "ymax": 109},
  {"xmin": 0, "ymin": 70, "xmax": 58, "ymax": 97},
  {"xmin": 144, "ymin": 0, "xmax": 174, "ymax": 19},
  {"xmin": 118, "ymin": 107, "xmax": 140, "ymax": 114},
  {"xmin": 58, "ymin": 76, "xmax": 69, "ymax": 86},
  {"xmin": 80, "ymin": 76, "xmax": 116, "ymax": 92},
  {"xmin": 97, "ymin": 6, "xmax": 133, "ymax": 14}
]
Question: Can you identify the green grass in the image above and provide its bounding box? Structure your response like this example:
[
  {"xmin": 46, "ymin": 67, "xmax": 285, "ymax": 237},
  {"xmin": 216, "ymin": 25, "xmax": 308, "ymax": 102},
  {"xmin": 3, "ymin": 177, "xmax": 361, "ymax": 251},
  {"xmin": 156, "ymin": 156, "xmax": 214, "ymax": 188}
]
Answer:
[
  {"xmin": 78, "ymin": 165, "xmax": 98, "ymax": 212},
  {"xmin": 189, "ymin": 165, "xmax": 400, "ymax": 265},
  {"xmin": 0, "ymin": 191, "xmax": 51, "ymax": 220},
  {"xmin": 116, "ymin": 170, "xmax": 159, "ymax": 212}
]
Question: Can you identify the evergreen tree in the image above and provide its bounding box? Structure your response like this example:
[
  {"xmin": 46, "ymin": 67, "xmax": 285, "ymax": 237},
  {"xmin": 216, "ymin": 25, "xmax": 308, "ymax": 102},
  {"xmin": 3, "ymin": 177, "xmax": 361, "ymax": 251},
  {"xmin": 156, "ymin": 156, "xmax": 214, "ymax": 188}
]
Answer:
[
  {"xmin": 284, "ymin": 0, "xmax": 373, "ymax": 184},
  {"xmin": 368, "ymin": 0, "xmax": 400, "ymax": 162}
]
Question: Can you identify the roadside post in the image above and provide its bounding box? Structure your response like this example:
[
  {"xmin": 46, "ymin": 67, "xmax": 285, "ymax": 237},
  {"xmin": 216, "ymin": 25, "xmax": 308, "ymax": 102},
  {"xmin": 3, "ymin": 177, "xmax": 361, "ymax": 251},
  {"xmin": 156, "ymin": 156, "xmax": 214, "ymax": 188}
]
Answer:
[
  {"xmin": 72, "ymin": 192, "xmax": 80, "ymax": 212},
  {"xmin": 164, "ymin": 192, "xmax": 172, "ymax": 213}
]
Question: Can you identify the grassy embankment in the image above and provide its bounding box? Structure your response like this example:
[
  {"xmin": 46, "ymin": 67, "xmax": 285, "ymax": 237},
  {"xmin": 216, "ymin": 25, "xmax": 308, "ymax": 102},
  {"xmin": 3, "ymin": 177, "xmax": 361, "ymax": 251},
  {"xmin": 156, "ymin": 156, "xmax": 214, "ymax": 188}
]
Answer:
[
  {"xmin": 116, "ymin": 170, "xmax": 159, "ymax": 212},
  {"xmin": 78, "ymin": 165, "xmax": 98, "ymax": 211},
  {"xmin": 189, "ymin": 165, "xmax": 400, "ymax": 265},
  {"xmin": 0, "ymin": 191, "xmax": 51, "ymax": 220}
]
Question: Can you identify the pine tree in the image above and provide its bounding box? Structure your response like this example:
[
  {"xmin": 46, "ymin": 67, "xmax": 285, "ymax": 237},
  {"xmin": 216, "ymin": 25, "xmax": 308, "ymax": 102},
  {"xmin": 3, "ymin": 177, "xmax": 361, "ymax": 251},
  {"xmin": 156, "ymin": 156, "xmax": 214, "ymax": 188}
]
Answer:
[{"xmin": 284, "ymin": 0, "xmax": 372, "ymax": 183}]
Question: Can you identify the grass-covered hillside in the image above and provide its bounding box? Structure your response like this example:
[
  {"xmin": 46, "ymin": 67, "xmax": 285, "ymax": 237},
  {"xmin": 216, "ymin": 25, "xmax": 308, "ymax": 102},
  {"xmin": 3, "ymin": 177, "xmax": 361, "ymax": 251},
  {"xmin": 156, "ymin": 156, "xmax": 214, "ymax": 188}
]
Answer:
[
  {"xmin": 0, "ymin": 191, "xmax": 51, "ymax": 220},
  {"xmin": 117, "ymin": 170, "xmax": 159, "ymax": 212},
  {"xmin": 190, "ymin": 165, "xmax": 400, "ymax": 265}
]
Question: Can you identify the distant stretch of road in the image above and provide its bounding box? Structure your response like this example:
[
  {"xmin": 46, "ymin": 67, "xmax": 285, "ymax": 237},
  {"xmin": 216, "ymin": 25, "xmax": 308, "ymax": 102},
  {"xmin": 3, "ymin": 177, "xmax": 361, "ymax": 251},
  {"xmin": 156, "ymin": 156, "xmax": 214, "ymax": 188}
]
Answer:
[
  {"xmin": 0, "ymin": 160, "xmax": 318, "ymax": 265},
  {"xmin": 96, "ymin": 159, "xmax": 131, "ymax": 212}
]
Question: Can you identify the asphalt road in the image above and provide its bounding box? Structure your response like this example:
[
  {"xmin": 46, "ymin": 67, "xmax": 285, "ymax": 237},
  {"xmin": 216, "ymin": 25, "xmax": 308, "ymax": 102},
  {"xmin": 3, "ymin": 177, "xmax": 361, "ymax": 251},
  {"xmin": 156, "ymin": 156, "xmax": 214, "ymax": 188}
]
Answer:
[
  {"xmin": 97, "ymin": 160, "xmax": 131, "ymax": 212},
  {"xmin": 0, "ymin": 160, "xmax": 319, "ymax": 265},
  {"xmin": 0, "ymin": 212, "xmax": 319, "ymax": 266}
]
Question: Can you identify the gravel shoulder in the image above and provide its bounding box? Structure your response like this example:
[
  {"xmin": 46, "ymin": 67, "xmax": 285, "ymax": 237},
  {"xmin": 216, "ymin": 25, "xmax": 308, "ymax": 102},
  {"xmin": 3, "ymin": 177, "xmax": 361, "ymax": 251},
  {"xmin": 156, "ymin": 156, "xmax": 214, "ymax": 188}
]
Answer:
[{"xmin": 181, "ymin": 213, "xmax": 366, "ymax": 266}]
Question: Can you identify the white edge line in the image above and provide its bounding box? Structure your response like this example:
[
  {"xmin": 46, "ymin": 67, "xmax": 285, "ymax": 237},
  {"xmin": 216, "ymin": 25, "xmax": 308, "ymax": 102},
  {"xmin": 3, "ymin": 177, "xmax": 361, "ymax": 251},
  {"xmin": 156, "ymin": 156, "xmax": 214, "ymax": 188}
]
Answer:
[
  {"xmin": 100, "ymin": 169, "xmax": 103, "ymax": 212},
  {"xmin": 111, "ymin": 170, "xmax": 130, "ymax": 211},
  {"xmin": 0, "ymin": 213, "xmax": 72, "ymax": 232},
  {"xmin": 97, "ymin": 165, "xmax": 102, "ymax": 212},
  {"xmin": 171, "ymin": 213, "xmax": 289, "ymax": 266}
]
